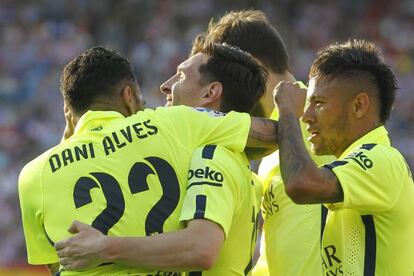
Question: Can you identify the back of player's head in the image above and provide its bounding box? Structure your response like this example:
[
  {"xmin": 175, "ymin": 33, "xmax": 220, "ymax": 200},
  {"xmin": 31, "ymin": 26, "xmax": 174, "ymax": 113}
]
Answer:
[
  {"xmin": 198, "ymin": 42, "xmax": 267, "ymax": 113},
  {"xmin": 191, "ymin": 9, "xmax": 290, "ymax": 74},
  {"xmin": 60, "ymin": 46, "xmax": 137, "ymax": 115},
  {"xmin": 310, "ymin": 39, "xmax": 397, "ymax": 123}
]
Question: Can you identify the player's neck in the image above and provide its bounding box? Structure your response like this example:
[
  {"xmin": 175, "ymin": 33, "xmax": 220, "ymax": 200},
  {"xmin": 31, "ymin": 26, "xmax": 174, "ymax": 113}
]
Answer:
[
  {"xmin": 202, "ymin": 101, "xmax": 221, "ymax": 113},
  {"xmin": 336, "ymin": 117, "xmax": 382, "ymax": 158}
]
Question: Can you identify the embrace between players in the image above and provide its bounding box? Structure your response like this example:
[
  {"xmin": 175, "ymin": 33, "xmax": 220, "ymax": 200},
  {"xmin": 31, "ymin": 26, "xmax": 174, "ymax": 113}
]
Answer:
[{"xmin": 19, "ymin": 10, "xmax": 414, "ymax": 276}]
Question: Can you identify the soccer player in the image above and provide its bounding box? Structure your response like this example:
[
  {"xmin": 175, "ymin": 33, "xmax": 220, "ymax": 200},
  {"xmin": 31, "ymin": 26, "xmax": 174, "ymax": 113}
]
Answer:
[
  {"xmin": 190, "ymin": 10, "xmax": 334, "ymax": 275},
  {"xmin": 55, "ymin": 42, "xmax": 266, "ymax": 275},
  {"xmin": 158, "ymin": 42, "xmax": 265, "ymax": 275},
  {"xmin": 18, "ymin": 45, "xmax": 278, "ymax": 275},
  {"xmin": 274, "ymin": 39, "xmax": 414, "ymax": 275}
]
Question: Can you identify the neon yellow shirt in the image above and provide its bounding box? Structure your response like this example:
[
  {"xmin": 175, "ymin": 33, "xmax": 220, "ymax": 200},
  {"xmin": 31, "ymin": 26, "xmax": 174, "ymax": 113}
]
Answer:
[
  {"xmin": 18, "ymin": 106, "xmax": 251, "ymax": 275},
  {"xmin": 180, "ymin": 145, "xmax": 259, "ymax": 276},
  {"xmin": 254, "ymin": 95, "xmax": 334, "ymax": 275},
  {"xmin": 322, "ymin": 126, "xmax": 414, "ymax": 275}
]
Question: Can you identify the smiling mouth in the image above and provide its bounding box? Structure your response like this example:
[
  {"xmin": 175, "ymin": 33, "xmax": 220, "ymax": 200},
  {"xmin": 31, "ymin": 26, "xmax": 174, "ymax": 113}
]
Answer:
[{"xmin": 307, "ymin": 130, "xmax": 319, "ymax": 141}]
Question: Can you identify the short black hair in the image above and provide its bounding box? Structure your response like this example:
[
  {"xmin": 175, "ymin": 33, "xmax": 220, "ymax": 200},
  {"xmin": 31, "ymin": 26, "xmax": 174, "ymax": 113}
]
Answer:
[
  {"xmin": 310, "ymin": 39, "xmax": 397, "ymax": 123},
  {"xmin": 198, "ymin": 42, "xmax": 267, "ymax": 113},
  {"xmin": 60, "ymin": 46, "xmax": 137, "ymax": 115},
  {"xmin": 191, "ymin": 10, "xmax": 290, "ymax": 74}
]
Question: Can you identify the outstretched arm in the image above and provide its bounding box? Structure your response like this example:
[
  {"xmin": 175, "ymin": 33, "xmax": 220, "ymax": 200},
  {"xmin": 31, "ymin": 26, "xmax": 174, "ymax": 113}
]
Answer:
[
  {"xmin": 274, "ymin": 81, "xmax": 343, "ymax": 204},
  {"xmin": 55, "ymin": 219, "xmax": 224, "ymax": 272},
  {"xmin": 246, "ymin": 117, "xmax": 279, "ymax": 152}
]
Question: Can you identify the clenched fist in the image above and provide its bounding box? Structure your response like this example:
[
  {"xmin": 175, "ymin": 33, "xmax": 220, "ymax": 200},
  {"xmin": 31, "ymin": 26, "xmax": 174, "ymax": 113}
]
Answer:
[{"xmin": 273, "ymin": 81, "xmax": 307, "ymax": 118}]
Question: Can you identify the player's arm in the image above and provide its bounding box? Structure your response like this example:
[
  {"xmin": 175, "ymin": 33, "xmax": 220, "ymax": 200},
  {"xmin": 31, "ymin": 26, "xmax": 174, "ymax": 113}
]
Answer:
[
  {"xmin": 246, "ymin": 81, "xmax": 308, "ymax": 151},
  {"xmin": 170, "ymin": 106, "xmax": 279, "ymax": 154},
  {"xmin": 244, "ymin": 146, "xmax": 275, "ymax": 160},
  {"xmin": 55, "ymin": 220, "xmax": 224, "ymax": 271},
  {"xmin": 46, "ymin": 263, "xmax": 60, "ymax": 275},
  {"xmin": 247, "ymin": 117, "xmax": 279, "ymax": 151},
  {"xmin": 275, "ymin": 81, "xmax": 343, "ymax": 204},
  {"xmin": 19, "ymin": 161, "xmax": 61, "ymax": 267}
]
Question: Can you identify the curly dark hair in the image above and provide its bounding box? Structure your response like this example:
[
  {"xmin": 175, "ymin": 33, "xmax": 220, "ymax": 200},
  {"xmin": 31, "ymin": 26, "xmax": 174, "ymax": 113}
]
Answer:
[{"xmin": 60, "ymin": 46, "xmax": 137, "ymax": 114}]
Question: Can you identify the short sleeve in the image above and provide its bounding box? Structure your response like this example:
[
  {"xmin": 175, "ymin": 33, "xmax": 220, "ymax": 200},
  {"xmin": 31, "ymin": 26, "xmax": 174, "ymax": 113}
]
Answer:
[
  {"xmin": 179, "ymin": 146, "xmax": 238, "ymax": 238},
  {"xmin": 152, "ymin": 106, "xmax": 251, "ymax": 153},
  {"xmin": 18, "ymin": 160, "xmax": 58, "ymax": 264},
  {"xmin": 324, "ymin": 145, "xmax": 404, "ymax": 213}
]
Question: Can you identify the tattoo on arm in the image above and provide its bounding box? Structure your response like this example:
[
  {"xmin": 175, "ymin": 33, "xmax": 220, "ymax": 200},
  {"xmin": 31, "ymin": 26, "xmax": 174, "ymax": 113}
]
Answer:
[
  {"xmin": 248, "ymin": 118, "xmax": 278, "ymax": 147},
  {"xmin": 244, "ymin": 147, "xmax": 274, "ymax": 160},
  {"xmin": 319, "ymin": 168, "xmax": 344, "ymax": 203},
  {"xmin": 278, "ymin": 112, "xmax": 308, "ymax": 184},
  {"xmin": 278, "ymin": 112, "xmax": 343, "ymax": 203}
]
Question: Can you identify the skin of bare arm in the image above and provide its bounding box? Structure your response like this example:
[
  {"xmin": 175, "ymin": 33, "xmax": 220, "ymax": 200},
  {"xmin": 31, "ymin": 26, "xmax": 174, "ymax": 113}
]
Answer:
[
  {"xmin": 274, "ymin": 81, "xmax": 343, "ymax": 204},
  {"xmin": 246, "ymin": 117, "xmax": 279, "ymax": 152},
  {"xmin": 55, "ymin": 219, "xmax": 224, "ymax": 272},
  {"xmin": 46, "ymin": 263, "xmax": 60, "ymax": 275}
]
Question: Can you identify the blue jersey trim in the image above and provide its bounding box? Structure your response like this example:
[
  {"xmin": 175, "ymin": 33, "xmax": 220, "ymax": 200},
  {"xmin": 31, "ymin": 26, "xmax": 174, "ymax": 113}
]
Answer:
[
  {"xmin": 361, "ymin": 215, "xmax": 376, "ymax": 276},
  {"xmin": 193, "ymin": 195, "xmax": 207, "ymax": 219},
  {"xmin": 202, "ymin": 145, "xmax": 217, "ymax": 160}
]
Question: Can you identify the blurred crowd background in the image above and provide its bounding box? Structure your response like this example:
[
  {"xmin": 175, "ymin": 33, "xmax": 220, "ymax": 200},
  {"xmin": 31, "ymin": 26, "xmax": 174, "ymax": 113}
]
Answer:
[{"xmin": 1, "ymin": 0, "xmax": 413, "ymax": 269}]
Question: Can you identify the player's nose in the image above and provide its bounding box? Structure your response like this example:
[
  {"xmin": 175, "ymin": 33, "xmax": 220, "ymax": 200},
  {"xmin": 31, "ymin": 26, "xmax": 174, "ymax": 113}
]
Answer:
[
  {"xmin": 160, "ymin": 76, "xmax": 175, "ymax": 95},
  {"xmin": 302, "ymin": 105, "xmax": 315, "ymax": 125}
]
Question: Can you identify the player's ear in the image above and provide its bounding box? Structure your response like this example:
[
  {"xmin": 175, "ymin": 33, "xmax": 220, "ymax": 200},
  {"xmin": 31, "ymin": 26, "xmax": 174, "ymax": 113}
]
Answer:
[
  {"xmin": 352, "ymin": 92, "xmax": 370, "ymax": 119},
  {"xmin": 121, "ymin": 85, "xmax": 139, "ymax": 116},
  {"xmin": 201, "ymin": 81, "xmax": 222, "ymax": 105},
  {"xmin": 63, "ymin": 102, "xmax": 80, "ymax": 125}
]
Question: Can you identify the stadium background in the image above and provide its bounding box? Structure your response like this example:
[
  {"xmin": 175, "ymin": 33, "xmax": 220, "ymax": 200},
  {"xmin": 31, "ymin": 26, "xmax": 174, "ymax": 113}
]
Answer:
[{"xmin": 0, "ymin": 0, "xmax": 413, "ymax": 274}]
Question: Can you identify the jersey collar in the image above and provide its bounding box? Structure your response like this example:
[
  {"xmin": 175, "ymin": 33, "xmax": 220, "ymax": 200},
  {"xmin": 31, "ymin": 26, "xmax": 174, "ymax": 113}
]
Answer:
[
  {"xmin": 339, "ymin": 126, "xmax": 390, "ymax": 159},
  {"xmin": 74, "ymin": 111, "xmax": 125, "ymax": 134}
]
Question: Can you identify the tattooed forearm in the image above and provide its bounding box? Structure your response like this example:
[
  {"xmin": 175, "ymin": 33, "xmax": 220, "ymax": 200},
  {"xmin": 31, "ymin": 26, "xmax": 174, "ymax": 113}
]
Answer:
[
  {"xmin": 304, "ymin": 168, "xmax": 343, "ymax": 204},
  {"xmin": 278, "ymin": 112, "xmax": 310, "ymax": 185},
  {"xmin": 244, "ymin": 147, "xmax": 274, "ymax": 160},
  {"xmin": 319, "ymin": 168, "xmax": 344, "ymax": 203},
  {"xmin": 248, "ymin": 117, "xmax": 279, "ymax": 149},
  {"xmin": 278, "ymin": 111, "xmax": 343, "ymax": 204}
]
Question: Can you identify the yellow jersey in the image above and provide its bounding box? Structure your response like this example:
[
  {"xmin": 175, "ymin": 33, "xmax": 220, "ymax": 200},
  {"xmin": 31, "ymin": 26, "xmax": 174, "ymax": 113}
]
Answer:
[
  {"xmin": 254, "ymin": 101, "xmax": 334, "ymax": 276},
  {"xmin": 180, "ymin": 145, "xmax": 260, "ymax": 275},
  {"xmin": 18, "ymin": 106, "xmax": 251, "ymax": 275},
  {"xmin": 322, "ymin": 126, "xmax": 414, "ymax": 275}
]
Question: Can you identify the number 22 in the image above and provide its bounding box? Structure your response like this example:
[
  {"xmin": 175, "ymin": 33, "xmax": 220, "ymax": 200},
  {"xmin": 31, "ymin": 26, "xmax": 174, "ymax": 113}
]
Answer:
[{"xmin": 73, "ymin": 157, "xmax": 180, "ymax": 236}]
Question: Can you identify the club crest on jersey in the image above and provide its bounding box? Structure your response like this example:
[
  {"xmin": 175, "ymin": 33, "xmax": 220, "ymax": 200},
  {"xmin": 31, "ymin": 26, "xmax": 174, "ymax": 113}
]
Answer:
[{"xmin": 193, "ymin": 107, "xmax": 226, "ymax": 117}]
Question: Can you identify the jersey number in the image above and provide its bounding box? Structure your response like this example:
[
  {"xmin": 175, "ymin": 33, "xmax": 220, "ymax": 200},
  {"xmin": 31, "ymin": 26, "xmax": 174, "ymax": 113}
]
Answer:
[{"xmin": 73, "ymin": 157, "xmax": 180, "ymax": 235}]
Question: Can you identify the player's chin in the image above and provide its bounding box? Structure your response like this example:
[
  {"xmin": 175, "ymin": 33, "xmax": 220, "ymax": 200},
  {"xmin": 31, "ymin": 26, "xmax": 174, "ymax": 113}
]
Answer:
[{"xmin": 311, "ymin": 144, "xmax": 324, "ymax": 156}]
